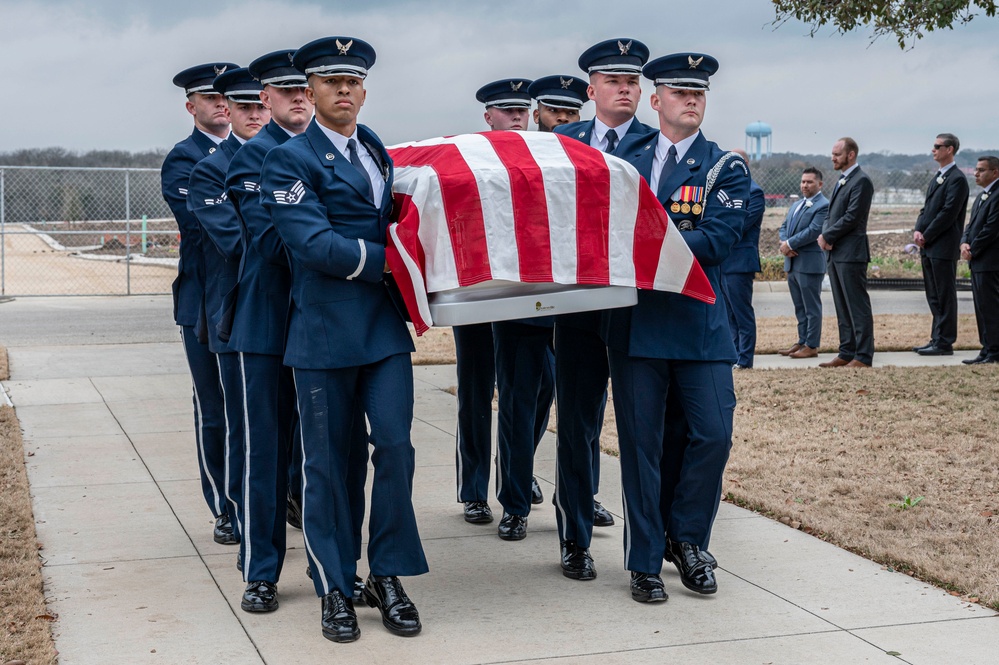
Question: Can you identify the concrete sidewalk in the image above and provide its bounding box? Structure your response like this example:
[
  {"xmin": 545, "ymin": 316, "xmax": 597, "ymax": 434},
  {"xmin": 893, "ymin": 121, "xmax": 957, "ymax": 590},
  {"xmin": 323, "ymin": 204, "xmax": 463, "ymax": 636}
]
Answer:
[{"xmin": 4, "ymin": 334, "xmax": 996, "ymax": 665}]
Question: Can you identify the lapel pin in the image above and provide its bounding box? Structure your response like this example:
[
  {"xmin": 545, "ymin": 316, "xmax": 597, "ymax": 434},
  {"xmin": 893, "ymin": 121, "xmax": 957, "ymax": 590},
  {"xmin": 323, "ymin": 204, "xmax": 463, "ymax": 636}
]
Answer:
[
  {"xmin": 645, "ymin": 145, "xmax": 651, "ymax": 150},
  {"xmin": 686, "ymin": 158, "xmax": 695, "ymax": 164},
  {"xmin": 325, "ymin": 153, "xmax": 335, "ymax": 160},
  {"xmin": 578, "ymin": 132, "xmax": 585, "ymax": 138},
  {"xmin": 209, "ymin": 147, "xmax": 216, "ymax": 154}
]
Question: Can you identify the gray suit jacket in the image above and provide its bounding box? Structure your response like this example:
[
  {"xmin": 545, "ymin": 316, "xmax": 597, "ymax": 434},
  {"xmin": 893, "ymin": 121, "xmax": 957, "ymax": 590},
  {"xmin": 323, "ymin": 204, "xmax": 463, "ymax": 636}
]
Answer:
[
  {"xmin": 823, "ymin": 166, "xmax": 874, "ymax": 263},
  {"xmin": 780, "ymin": 193, "xmax": 829, "ymax": 275}
]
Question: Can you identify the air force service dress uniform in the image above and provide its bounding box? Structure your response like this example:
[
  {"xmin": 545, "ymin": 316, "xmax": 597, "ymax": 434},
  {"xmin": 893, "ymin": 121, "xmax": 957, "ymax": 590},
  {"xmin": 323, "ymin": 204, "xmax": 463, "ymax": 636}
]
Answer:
[
  {"xmin": 609, "ymin": 54, "xmax": 748, "ymax": 599},
  {"xmin": 550, "ymin": 39, "xmax": 654, "ymax": 556},
  {"xmin": 186, "ymin": 67, "xmax": 261, "ymax": 557},
  {"xmin": 720, "ymin": 179, "xmax": 764, "ymax": 368},
  {"xmin": 471, "ymin": 79, "xmax": 557, "ymax": 537},
  {"xmin": 261, "ymin": 37, "xmax": 427, "ymax": 641},
  {"xmin": 162, "ymin": 62, "xmax": 238, "ymax": 543}
]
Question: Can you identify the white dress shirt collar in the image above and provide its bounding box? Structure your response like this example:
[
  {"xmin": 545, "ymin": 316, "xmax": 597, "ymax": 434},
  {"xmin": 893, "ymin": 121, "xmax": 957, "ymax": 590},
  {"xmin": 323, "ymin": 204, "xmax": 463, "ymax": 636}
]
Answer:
[
  {"xmin": 840, "ymin": 163, "xmax": 859, "ymax": 179},
  {"xmin": 591, "ymin": 116, "xmax": 635, "ymax": 151},
  {"xmin": 315, "ymin": 122, "xmax": 385, "ymax": 204},
  {"xmin": 197, "ymin": 128, "xmax": 227, "ymax": 145},
  {"xmin": 649, "ymin": 130, "xmax": 700, "ymax": 194}
]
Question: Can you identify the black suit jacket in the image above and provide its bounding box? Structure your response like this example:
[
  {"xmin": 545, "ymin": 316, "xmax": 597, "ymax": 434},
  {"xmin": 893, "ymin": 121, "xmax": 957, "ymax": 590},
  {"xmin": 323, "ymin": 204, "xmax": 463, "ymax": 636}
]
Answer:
[
  {"xmin": 915, "ymin": 167, "xmax": 969, "ymax": 260},
  {"xmin": 823, "ymin": 166, "xmax": 874, "ymax": 263},
  {"xmin": 962, "ymin": 185, "xmax": 999, "ymax": 272}
]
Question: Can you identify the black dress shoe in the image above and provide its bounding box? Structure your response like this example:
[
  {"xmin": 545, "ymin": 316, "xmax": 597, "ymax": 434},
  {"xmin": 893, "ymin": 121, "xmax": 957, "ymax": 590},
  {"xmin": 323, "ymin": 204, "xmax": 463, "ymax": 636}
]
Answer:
[
  {"xmin": 497, "ymin": 512, "xmax": 528, "ymax": 541},
  {"xmin": 213, "ymin": 513, "xmax": 238, "ymax": 545},
  {"xmin": 321, "ymin": 590, "xmax": 360, "ymax": 643},
  {"xmin": 352, "ymin": 575, "xmax": 365, "ymax": 604},
  {"xmin": 286, "ymin": 490, "xmax": 303, "ymax": 530},
  {"xmin": 241, "ymin": 580, "xmax": 278, "ymax": 613},
  {"xmin": 362, "ymin": 575, "xmax": 422, "ymax": 637},
  {"xmin": 665, "ymin": 543, "xmax": 717, "ymax": 569},
  {"xmin": 982, "ymin": 354, "xmax": 999, "ymax": 364},
  {"xmin": 593, "ymin": 500, "xmax": 615, "ymax": 527},
  {"xmin": 463, "ymin": 500, "xmax": 493, "ymax": 524},
  {"xmin": 913, "ymin": 342, "xmax": 934, "ymax": 353},
  {"xmin": 531, "ymin": 477, "xmax": 544, "ymax": 505},
  {"xmin": 236, "ymin": 551, "xmax": 243, "ymax": 572},
  {"xmin": 917, "ymin": 344, "xmax": 953, "ymax": 356},
  {"xmin": 963, "ymin": 351, "xmax": 989, "ymax": 365},
  {"xmin": 630, "ymin": 571, "xmax": 668, "ymax": 603},
  {"xmin": 560, "ymin": 540, "xmax": 596, "ymax": 580},
  {"xmin": 666, "ymin": 538, "xmax": 717, "ymax": 594}
]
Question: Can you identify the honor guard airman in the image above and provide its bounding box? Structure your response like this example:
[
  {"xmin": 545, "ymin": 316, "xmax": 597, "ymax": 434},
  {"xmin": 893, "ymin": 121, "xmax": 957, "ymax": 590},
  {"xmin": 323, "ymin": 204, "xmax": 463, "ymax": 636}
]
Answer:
[
  {"xmin": 187, "ymin": 67, "xmax": 269, "ymax": 587},
  {"xmin": 470, "ymin": 78, "xmax": 559, "ymax": 541},
  {"xmin": 610, "ymin": 53, "xmax": 749, "ymax": 601},
  {"xmin": 528, "ymin": 75, "xmax": 587, "ymax": 132},
  {"xmin": 162, "ymin": 61, "xmax": 238, "ymax": 547},
  {"xmin": 550, "ymin": 38, "xmax": 654, "ymax": 582},
  {"xmin": 260, "ymin": 36, "xmax": 428, "ymax": 643}
]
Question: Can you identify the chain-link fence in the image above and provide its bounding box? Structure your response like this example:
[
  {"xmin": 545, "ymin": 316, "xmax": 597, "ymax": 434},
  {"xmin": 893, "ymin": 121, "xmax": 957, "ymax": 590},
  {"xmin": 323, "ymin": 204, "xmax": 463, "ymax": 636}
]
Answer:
[{"xmin": 0, "ymin": 166, "xmax": 177, "ymax": 296}]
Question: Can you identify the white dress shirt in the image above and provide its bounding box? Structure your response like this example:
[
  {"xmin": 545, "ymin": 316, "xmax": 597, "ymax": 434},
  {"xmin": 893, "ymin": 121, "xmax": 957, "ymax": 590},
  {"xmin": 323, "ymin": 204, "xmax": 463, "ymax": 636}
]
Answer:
[
  {"xmin": 590, "ymin": 116, "xmax": 635, "ymax": 152},
  {"xmin": 316, "ymin": 122, "xmax": 385, "ymax": 204},
  {"xmin": 649, "ymin": 130, "xmax": 700, "ymax": 194}
]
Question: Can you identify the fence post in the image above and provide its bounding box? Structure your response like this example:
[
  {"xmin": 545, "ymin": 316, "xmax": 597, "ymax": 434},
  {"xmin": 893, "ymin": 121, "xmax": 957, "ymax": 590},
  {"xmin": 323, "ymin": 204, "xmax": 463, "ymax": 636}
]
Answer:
[
  {"xmin": 1, "ymin": 168, "xmax": 5, "ymax": 296},
  {"xmin": 125, "ymin": 170, "xmax": 131, "ymax": 295}
]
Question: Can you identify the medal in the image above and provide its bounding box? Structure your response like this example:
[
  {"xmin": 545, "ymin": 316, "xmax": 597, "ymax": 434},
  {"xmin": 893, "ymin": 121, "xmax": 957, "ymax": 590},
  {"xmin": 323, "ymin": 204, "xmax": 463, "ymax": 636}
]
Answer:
[
  {"xmin": 681, "ymin": 203, "xmax": 691, "ymax": 214},
  {"xmin": 670, "ymin": 202, "xmax": 681, "ymax": 213},
  {"xmin": 691, "ymin": 203, "xmax": 702, "ymax": 215}
]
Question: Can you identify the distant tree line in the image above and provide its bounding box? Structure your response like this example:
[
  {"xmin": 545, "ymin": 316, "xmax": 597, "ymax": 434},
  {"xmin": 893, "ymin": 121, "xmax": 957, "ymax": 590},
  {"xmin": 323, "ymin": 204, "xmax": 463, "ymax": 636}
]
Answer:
[{"xmin": 0, "ymin": 147, "xmax": 166, "ymax": 168}]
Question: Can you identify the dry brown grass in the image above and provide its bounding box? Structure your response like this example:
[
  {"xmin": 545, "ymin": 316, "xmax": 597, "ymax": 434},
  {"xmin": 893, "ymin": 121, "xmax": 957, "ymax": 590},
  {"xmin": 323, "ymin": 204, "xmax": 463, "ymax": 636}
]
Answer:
[
  {"xmin": 0, "ymin": 346, "xmax": 8, "ymax": 381},
  {"xmin": 411, "ymin": 327, "xmax": 457, "ymax": 366},
  {"xmin": 1, "ymin": 347, "xmax": 58, "ymax": 664},
  {"xmin": 756, "ymin": 313, "xmax": 981, "ymax": 354}
]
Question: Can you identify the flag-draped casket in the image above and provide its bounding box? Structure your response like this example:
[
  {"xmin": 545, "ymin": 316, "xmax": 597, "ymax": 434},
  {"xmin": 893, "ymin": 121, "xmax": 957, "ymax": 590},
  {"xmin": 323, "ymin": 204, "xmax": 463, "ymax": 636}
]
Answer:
[{"xmin": 384, "ymin": 131, "xmax": 713, "ymax": 335}]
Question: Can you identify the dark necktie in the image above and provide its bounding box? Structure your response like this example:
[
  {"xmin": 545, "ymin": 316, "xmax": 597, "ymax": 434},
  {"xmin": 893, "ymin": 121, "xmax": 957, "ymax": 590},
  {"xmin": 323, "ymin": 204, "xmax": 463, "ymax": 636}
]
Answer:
[
  {"xmin": 604, "ymin": 128, "xmax": 619, "ymax": 153},
  {"xmin": 347, "ymin": 138, "xmax": 375, "ymax": 202},
  {"xmin": 656, "ymin": 144, "xmax": 678, "ymax": 199},
  {"xmin": 790, "ymin": 199, "xmax": 806, "ymax": 231}
]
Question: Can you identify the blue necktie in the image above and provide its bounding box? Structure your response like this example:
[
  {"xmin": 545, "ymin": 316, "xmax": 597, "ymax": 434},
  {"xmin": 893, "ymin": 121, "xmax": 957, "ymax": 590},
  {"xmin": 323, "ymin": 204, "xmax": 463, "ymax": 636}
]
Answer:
[
  {"xmin": 348, "ymin": 138, "xmax": 375, "ymax": 202},
  {"xmin": 656, "ymin": 145, "xmax": 678, "ymax": 200},
  {"xmin": 604, "ymin": 128, "xmax": 619, "ymax": 153}
]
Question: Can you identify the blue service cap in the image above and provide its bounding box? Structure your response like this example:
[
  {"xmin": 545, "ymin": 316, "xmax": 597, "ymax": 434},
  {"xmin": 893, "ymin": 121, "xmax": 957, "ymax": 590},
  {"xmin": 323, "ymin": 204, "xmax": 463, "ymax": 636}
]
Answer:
[
  {"xmin": 476, "ymin": 78, "xmax": 533, "ymax": 109},
  {"xmin": 173, "ymin": 62, "xmax": 239, "ymax": 96},
  {"xmin": 293, "ymin": 36, "xmax": 376, "ymax": 79},
  {"xmin": 213, "ymin": 67, "xmax": 264, "ymax": 104},
  {"xmin": 249, "ymin": 50, "xmax": 307, "ymax": 88},
  {"xmin": 528, "ymin": 75, "xmax": 588, "ymax": 110},
  {"xmin": 578, "ymin": 38, "xmax": 649, "ymax": 75},
  {"xmin": 642, "ymin": 53, "xmax": 719, "ymax": 91}
]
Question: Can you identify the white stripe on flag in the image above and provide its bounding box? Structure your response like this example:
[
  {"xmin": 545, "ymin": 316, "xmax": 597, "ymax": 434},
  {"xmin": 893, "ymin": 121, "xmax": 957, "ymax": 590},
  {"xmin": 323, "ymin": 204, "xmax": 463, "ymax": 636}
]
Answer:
[
  {"xmin": 520, "ymin": 132, "xmax": 578, "ymax": 284},
  {"xmin": 452, "ymin": 134, "xmax": 520, "ymax": 282},
  {"xmin": 605, "ymin": 153, "xmax": 640, "ymax": 286},
  {"xmin": 653, "ymin": 221, "xmax": 695, "ymax": 292},
  {"xmin": 395, "ymin": 165, "xmax": 460, "ymax": 292}
]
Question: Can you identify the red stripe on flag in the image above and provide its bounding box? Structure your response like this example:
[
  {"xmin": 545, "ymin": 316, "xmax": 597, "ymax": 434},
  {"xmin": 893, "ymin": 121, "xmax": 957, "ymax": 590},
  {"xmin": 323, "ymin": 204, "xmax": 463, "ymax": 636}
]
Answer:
[
  {"xmin": 553, "ymin": 134, "xmax": 610, "ymax": 285},
  {"xmin": 679, "ymin": 260, "xmax": 715, "ymax": 304},
  {"xmin": 385, "ymin": 193, "xmax": 432, "ymax": 333},
  {"xmin": 480, "ymin": 132, "xmax": 553, "ymax": 282},
  {"xmin": 388, "ymin": 144, "xmax": 492, "ymax": 286},
  {"xmin": 632, "ymin": 181, "xmax": 669, "ymax": 289}
]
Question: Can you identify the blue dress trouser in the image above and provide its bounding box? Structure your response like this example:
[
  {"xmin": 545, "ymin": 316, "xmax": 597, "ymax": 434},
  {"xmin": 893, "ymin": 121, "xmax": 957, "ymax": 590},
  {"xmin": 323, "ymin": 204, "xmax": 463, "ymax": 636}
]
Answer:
[
  {"xmin": 180, "ymin": 326, "xmax": 227, "ymax": 519},
  {"xmin": 492, "ymin": 321, "xmax": 555, "ymax": 517},
  {"xmin": 216, "ymin": 352, "xmax": 246, "ymax": 548},
  {"xmin": 787, "ymin": 271, "xmax": 824, "ymax": 349},
  {"xmin": 453, "ymin": 323, "xmax": 495, "ymax": 502},
  {"xmin": 553, "ymin": 319, "xmax": 607, "ymax": 548},
  {"xmin": 609, "ymin": 350, "xmax": 734, "ymax": 574},
  {"xmin": 294, "ymin": 354, "xmax": 428, "ymax": 599},
  {"xmin": 721, "ymin": 271, "xmax": 757, "ymax": 367}
]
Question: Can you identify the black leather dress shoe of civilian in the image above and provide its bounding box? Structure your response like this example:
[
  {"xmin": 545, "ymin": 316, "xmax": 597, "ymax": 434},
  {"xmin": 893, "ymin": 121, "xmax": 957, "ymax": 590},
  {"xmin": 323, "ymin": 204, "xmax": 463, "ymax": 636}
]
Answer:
[
  {"xmin": 362, "ymin": 575, "xmax": 422, "ymax": 637},
  {"xmin": 560, "ymin": 540, "xmax": 596, "ymax": 580},
  {"xmin": 917, "ymin": 344, "xmax": 953, "ymax": 356},
  {"xmin": 497, "ymin": 512, "xmax": 528, "ymax": 540},
  {"xmin": 913, "ymin": 342, "xmax": 934, "ymax": 353},
  {"xmin": 531, "ymin": 476, "xmax": 544, "ymax": 504},
  {"xmin": 666, "ymin": 538, "xmax": 717, "ymax": 594},
  {"xmin": 241, "ymin": 580, "xmax": 278, "ymax": 612},
  {"xmin": 286, "ymin": 490, "xmax": 303, "ymax": 530},
  {"xmin": 665, "ymin": 542, "xmax": 717, "ymax": 569},
  {"xmin": 321, "ymin": 590, "xmax": 360, "ymax": 643},
  {"xmin": 630, "ymin": 571, "xmax": 668, "ymax": 603},
  {"xmin": 463, "ymin": 500, "xmax": 493, "ymax": 524},
  {"xmin": 963, "ymin": 350, "xmax": 988, "ymax": 365},
  {"xmin": 213, "ymin": 513, "xmax": 238, "ymax": 545},
  {"xmin": 593, "ymin": 500, "xmax": 615, "ymax": 527}
]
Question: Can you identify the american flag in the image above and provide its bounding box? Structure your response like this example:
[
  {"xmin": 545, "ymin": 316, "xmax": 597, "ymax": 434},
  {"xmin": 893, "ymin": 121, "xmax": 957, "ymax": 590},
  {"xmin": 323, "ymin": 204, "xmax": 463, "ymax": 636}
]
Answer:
[{"xmin": 385, "ymin": 131, "xmax": 713, "ymax": 335}]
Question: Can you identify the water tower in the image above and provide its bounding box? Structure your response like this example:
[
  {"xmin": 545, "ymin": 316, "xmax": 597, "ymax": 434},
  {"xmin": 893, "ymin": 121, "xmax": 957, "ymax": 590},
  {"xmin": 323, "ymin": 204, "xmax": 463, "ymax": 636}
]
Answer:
[{"xmin": 745, "ymin": 121, "xmax": 772, "ymax": 161}]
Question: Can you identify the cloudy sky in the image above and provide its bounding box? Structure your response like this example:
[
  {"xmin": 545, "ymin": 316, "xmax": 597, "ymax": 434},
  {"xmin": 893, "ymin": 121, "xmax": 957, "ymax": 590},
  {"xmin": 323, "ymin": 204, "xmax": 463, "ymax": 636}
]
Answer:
[{"xmin": 2, "ymin": 0, "xmax": 997, "ymax": 156}]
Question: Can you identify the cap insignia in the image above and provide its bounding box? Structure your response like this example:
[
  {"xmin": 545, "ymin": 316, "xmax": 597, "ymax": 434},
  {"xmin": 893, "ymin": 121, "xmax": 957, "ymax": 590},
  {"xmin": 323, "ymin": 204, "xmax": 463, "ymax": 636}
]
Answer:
[
  {"xmin": 336, "ymin": 39, "xmax": 353, "ymax": 55},
  {"xmin": 288, "ymin": 52, "xmax": 295, "ymax": 63},
  {"xmin": 560, "ymin": 77, "xmax": 573, "ymax": 89},
  {"xmin": 618, "ymin": 40, "xmax": 632, "ymax": 55},
  {"xmin": 510, "ymin": 81, "xmax": 523, "ymax": 91},
  {"xmin": 688, "ymin": 56, "xmax": 703, "ymax": 69},
  {"xmin": 214, "ymin": 65, "xmax": 227, "ymax": 76}
]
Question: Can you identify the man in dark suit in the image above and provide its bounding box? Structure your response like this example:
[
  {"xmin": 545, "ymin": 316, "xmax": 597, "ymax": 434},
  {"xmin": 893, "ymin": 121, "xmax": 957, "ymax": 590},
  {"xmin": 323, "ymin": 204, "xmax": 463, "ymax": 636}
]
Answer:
[
  {"xmin": 960, "ymin": 156, "xmax": 999, "ymax": 364},
  {"xmin": 913, "ymin": 133, "xmax": 970, "ymax": 356},
  {"xmin": 721, "ymin": 150, "xmax": 763, "ymax": 369},
  {"xmin": 162, "ymin": 61, "xmax": 237, "ymax": 546},
  {"xmin": 778, "ymin": 168, "xmax": 829, "ymax": 358},
  {"xmin": 550, "ymin": 38, "xmax": 654, "ymax": 582},
  {"xmin": 261, "ymin": 36, "xmax": 427, "ymax": 644},
  {"xmin": 187, "ymin": 67, "xmax": 269, "ymax": 588},
  {"xmin": 818, "ymin": 137, "xmax": 875, "ymax": 368},
  {"xmin": 612, "ymin": 53, "xmax": 748, "ymax": 602}
]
